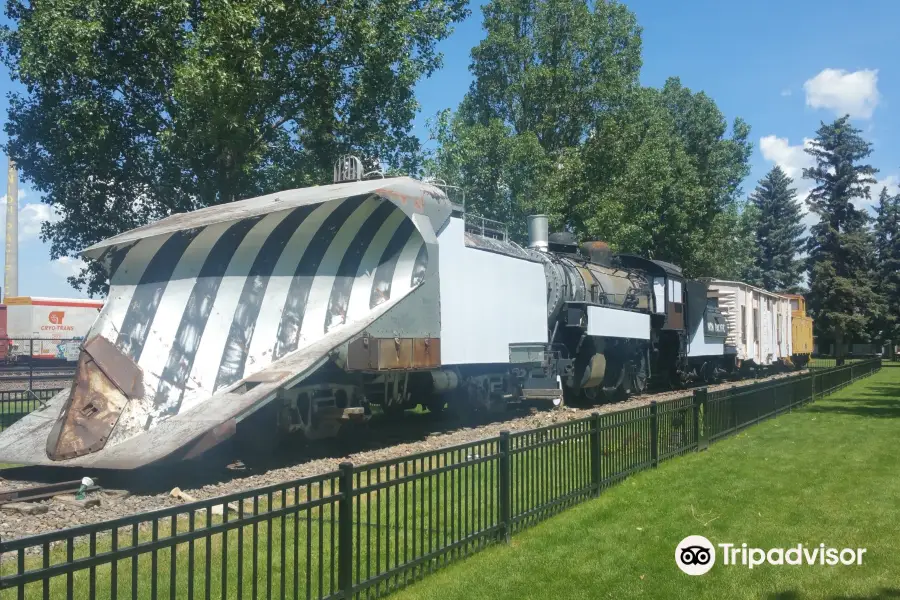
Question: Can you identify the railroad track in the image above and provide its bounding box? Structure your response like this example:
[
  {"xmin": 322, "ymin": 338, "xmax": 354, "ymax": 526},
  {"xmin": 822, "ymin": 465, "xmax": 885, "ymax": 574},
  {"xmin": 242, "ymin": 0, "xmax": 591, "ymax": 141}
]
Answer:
[
  {"xmin": 0, "ymin": 479, "xmax": 101, "ymax": 505},
  {"xmin": 0, "ymin": 369, "xmax": 75, "ymax": 381}
]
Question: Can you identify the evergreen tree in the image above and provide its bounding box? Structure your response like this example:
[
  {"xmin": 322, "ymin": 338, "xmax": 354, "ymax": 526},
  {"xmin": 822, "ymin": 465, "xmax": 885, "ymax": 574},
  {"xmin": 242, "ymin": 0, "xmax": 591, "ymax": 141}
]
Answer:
[
  {"xmin": 873, "ymin": 186, "xmax": 900, "ymax": 344},
  {"xmin": 745, "ymin": 166, "xmax": 805, "ymax": 292},
  {"xmin": 803, "ymin": 115, "xmax": 880, "ymax": 358}
]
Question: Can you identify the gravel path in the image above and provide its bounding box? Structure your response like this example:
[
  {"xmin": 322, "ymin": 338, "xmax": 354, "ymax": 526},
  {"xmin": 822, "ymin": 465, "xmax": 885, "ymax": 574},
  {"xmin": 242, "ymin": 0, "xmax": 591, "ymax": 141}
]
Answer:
[{"xmin": 0, "ymin": 371, "xmax": 805, "ymax": 543}]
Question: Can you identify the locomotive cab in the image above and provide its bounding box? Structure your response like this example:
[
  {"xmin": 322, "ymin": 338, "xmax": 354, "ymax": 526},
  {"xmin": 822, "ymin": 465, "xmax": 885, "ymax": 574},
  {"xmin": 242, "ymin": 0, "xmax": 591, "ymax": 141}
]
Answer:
[
  {"xmin": 614, "ymin": 255, "xmax": 684, "ymax": 330},
  {"xmin": 612, "ymin": 256, "xmax": 730, "ymax": 386}
]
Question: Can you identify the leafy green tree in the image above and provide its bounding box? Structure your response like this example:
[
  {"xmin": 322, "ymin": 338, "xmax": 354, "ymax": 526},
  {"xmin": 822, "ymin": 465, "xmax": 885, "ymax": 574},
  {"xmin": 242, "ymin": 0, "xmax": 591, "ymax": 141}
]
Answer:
[
  {"xmin": 425, "ymin": 0, "xmax": 643, "ymax": 241},
  {"xmin": 803, "ymin": 115, "xmax": 880, "ymax": 357},
  {"xmin": 425, "ymin": 0, "xmax": 752, "ymax": 277},
  {"xmin": 705, "ymin": 199, "xmax": 759, "ymax": 282},
  {"xmin": 2, "ymin": 0, "xmax": 469, "ymax": 296},
  {"xmin": 873, "ymin": 186, "xmax": 900, "ymax": 344},
  {"xmin": 745, "ymin": 165, "xmax": 806, "ymax": 292}
]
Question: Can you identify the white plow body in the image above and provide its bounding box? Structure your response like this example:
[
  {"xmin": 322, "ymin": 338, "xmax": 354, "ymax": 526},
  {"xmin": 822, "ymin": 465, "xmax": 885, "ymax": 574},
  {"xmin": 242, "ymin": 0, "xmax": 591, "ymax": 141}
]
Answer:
[{"xmin": 0, "ymin": 177, "xmax": 450, "ymax": 468}]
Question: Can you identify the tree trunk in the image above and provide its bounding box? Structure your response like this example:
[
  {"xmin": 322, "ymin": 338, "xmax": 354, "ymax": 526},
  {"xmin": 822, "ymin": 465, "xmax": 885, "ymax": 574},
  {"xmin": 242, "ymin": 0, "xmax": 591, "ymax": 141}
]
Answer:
[{"xmin": 835, "ymin": 326, "xmax": 845, "ymax": 366}]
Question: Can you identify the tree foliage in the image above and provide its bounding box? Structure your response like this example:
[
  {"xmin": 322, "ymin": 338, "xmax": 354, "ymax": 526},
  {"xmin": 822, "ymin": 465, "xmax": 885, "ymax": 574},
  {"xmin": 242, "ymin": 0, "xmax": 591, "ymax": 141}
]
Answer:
[
  {"xmin": 803, "ymin": 115, "xmax": 880, "ymax": 353},
  {"xmin": 2, "ymin": 0, "xmax": 470, "ymax": 296},
  {"xmin": 745, "ymin": 165, "xmax": 806, "ymax": 292},
  {"xmin": 424, "ymin": 0, "xmax": 752, "ymax": 277},
  {"xmin": 873, "ymin": 186, "xmax": 900, "ymax": 342}
]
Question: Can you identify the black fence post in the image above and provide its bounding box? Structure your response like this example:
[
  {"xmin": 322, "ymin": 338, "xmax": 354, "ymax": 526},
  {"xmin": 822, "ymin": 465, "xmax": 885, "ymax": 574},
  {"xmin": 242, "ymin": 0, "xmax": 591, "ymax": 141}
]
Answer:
[
  {"xmin": 650, "ymin": 401, "xmax": 658, "ymax": 468},
  {"xmin": 693, "ymin": 388, "xmax": 707, "ymax": 451},
  {"xmin": 810, "ymin": 370, "xmax": 816, "ymax": 404},
  {"xmin": 755, "ymin": 386, "xmax": 762, "ymax": 425},
  {"xmin": 28, "ymin": 340, "xmax": 34, "ymax": 391},
  {"xmin": 590, "ymin": 413, "xmax": 601, "ymax": 496},
  {"xmin": 498, "ymin": 431, "xmax": 511, "ymax": 544},
  {"xmin": 338, "ymin": 462, "xmax": 354, "ymax": 599}
]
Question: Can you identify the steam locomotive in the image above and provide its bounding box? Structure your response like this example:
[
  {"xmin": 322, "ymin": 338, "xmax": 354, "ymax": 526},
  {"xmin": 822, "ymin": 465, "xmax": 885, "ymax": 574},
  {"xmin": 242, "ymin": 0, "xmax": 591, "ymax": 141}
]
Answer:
[{"xmin": 0, "ymin": 158, "xmax": 797, "ymax": 469}]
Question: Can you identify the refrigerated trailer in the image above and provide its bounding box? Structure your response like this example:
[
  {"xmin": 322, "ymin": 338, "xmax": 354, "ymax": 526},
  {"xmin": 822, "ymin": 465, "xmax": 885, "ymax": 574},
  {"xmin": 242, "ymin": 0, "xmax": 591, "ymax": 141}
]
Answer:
[{"xmin": 0, "ymin": 296, "xmax": 104, "ymax": 363}]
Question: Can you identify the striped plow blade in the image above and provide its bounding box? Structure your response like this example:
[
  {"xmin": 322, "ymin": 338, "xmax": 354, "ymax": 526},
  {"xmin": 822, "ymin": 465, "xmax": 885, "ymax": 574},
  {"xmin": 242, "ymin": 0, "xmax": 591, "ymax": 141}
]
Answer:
[{"xmin": 0, "ymin": 177, "xmax": 451, "ymax": 468}]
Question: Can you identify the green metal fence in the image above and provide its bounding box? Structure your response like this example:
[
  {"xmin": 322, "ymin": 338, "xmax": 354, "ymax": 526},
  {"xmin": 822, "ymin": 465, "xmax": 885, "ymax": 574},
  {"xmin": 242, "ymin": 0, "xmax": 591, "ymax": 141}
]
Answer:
[{"xmin": 0, "ymin": 358, "xmax": 882, "ymax": 599}]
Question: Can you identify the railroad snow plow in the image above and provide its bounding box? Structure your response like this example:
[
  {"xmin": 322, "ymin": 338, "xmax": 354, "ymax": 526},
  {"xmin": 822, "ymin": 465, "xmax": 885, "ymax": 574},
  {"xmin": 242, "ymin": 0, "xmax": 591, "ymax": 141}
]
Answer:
[{"xmin": 0, "ymin": 159, "xmax": 449, "ymax": 468}]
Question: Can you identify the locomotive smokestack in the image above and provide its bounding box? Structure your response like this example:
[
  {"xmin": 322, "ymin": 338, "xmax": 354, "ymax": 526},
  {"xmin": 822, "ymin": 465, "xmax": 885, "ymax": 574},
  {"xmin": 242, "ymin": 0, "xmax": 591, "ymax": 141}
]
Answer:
[{"xmin": 527, "ymin": 215, "xmax": 549, "ymax": 251}]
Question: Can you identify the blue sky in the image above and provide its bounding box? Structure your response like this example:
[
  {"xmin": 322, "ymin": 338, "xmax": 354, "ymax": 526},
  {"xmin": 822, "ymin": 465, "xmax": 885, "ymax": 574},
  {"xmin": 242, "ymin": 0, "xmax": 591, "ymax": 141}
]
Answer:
[{"xmin": 1, "ymin": 0, "xmax": 898, "ymax": 299}]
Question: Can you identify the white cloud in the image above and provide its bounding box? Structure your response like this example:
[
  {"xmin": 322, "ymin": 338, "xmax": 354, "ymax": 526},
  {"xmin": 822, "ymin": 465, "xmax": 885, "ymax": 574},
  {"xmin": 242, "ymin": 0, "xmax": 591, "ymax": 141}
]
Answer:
[
  {"xmin": 854, "ymin": 175, "xmax": 900, "ymax": 212},
  {"xmin": 803, "ymin": 68, "xmax": 880, "ymax": 119},
  {"xmin": 878, "ymin": 175, "xmax": 900, "ymax": 197},
  {"xmin": 759, "ymin": 135, "xmax": 818, "ymax": 231},
  {"xmin": 50, "ymin": 256, "xmax": 86, "ymax": 280},
  {"xmin": 759, "ymin": 135, "xmax": 815, "ymax": 183},
  {"xmin": 780, "ymin": 88, "xmax": 792, "ymax": 97},
  {"xmin": 759, "ymin": 136, "xmax": 898, "ymax": 218},
  {"xmin": 0, "ymin": 196, "xmax": 64, "ymax": 242},
  {"xmin": 19, "ymin": 203, "xmax": 63, "ymax": 240}
]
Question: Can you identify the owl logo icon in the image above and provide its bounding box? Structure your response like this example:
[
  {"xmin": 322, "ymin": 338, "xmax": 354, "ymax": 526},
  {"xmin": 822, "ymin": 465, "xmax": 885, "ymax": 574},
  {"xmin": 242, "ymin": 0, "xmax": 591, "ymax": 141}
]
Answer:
[
  {"xmin": 49, "ymin": 311, "xmax": 65, "ymax": 325},
  {"xmin": 676, "ymin": 535, "xmax": 716, "ymax": 575}
]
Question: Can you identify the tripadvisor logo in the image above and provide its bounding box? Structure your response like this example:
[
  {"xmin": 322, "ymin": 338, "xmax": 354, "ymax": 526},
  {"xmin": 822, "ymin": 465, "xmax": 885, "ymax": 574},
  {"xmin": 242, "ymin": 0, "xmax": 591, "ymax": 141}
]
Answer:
[{"xmin": 675, "ymin": 536, "xmax": 867, "ymax": 575}]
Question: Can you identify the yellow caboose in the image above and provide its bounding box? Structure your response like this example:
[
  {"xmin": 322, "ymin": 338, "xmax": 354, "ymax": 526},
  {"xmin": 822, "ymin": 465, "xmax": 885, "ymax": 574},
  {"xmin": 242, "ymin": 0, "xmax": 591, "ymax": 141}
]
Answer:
[{"xmin": 784, "ymin": 294, "xmax": 814, "ymax": 368}]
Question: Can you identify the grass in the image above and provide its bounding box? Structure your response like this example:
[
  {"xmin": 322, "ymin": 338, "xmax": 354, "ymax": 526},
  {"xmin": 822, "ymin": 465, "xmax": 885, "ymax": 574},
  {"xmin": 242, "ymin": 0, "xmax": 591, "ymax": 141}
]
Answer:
[{"xmin": 390, "ymin": 365, "xmax": 900, "ymax": 600}]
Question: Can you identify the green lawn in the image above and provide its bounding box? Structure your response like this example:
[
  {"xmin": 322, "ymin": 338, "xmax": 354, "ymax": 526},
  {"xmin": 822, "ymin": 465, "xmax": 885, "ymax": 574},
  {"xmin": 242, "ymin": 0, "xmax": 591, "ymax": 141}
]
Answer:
[{"xmin": 391, "ymin": 365, "xmax": 900, "ymax": 600}]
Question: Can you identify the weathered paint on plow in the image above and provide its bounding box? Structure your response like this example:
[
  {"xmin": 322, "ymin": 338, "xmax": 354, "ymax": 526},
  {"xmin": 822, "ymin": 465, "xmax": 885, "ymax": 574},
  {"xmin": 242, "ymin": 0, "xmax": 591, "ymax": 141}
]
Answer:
[{"xmin": 0, "ymin": 177, "xmax": 451, "ymax": 468}]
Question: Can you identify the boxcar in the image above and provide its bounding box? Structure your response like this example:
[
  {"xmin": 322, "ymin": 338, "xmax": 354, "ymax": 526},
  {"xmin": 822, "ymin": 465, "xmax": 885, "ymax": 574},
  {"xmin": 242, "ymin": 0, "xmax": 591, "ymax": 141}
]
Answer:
[{"xmin": 705, "ymin": 280, "xmax": 793, "ymax": 372}]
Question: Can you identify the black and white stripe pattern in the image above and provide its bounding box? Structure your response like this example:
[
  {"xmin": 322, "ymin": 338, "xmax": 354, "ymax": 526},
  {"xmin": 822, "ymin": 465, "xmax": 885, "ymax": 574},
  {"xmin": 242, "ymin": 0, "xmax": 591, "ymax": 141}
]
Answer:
[{"xmin": 91, "ymin": 194, "xmax": 427, "ymax": 441}]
